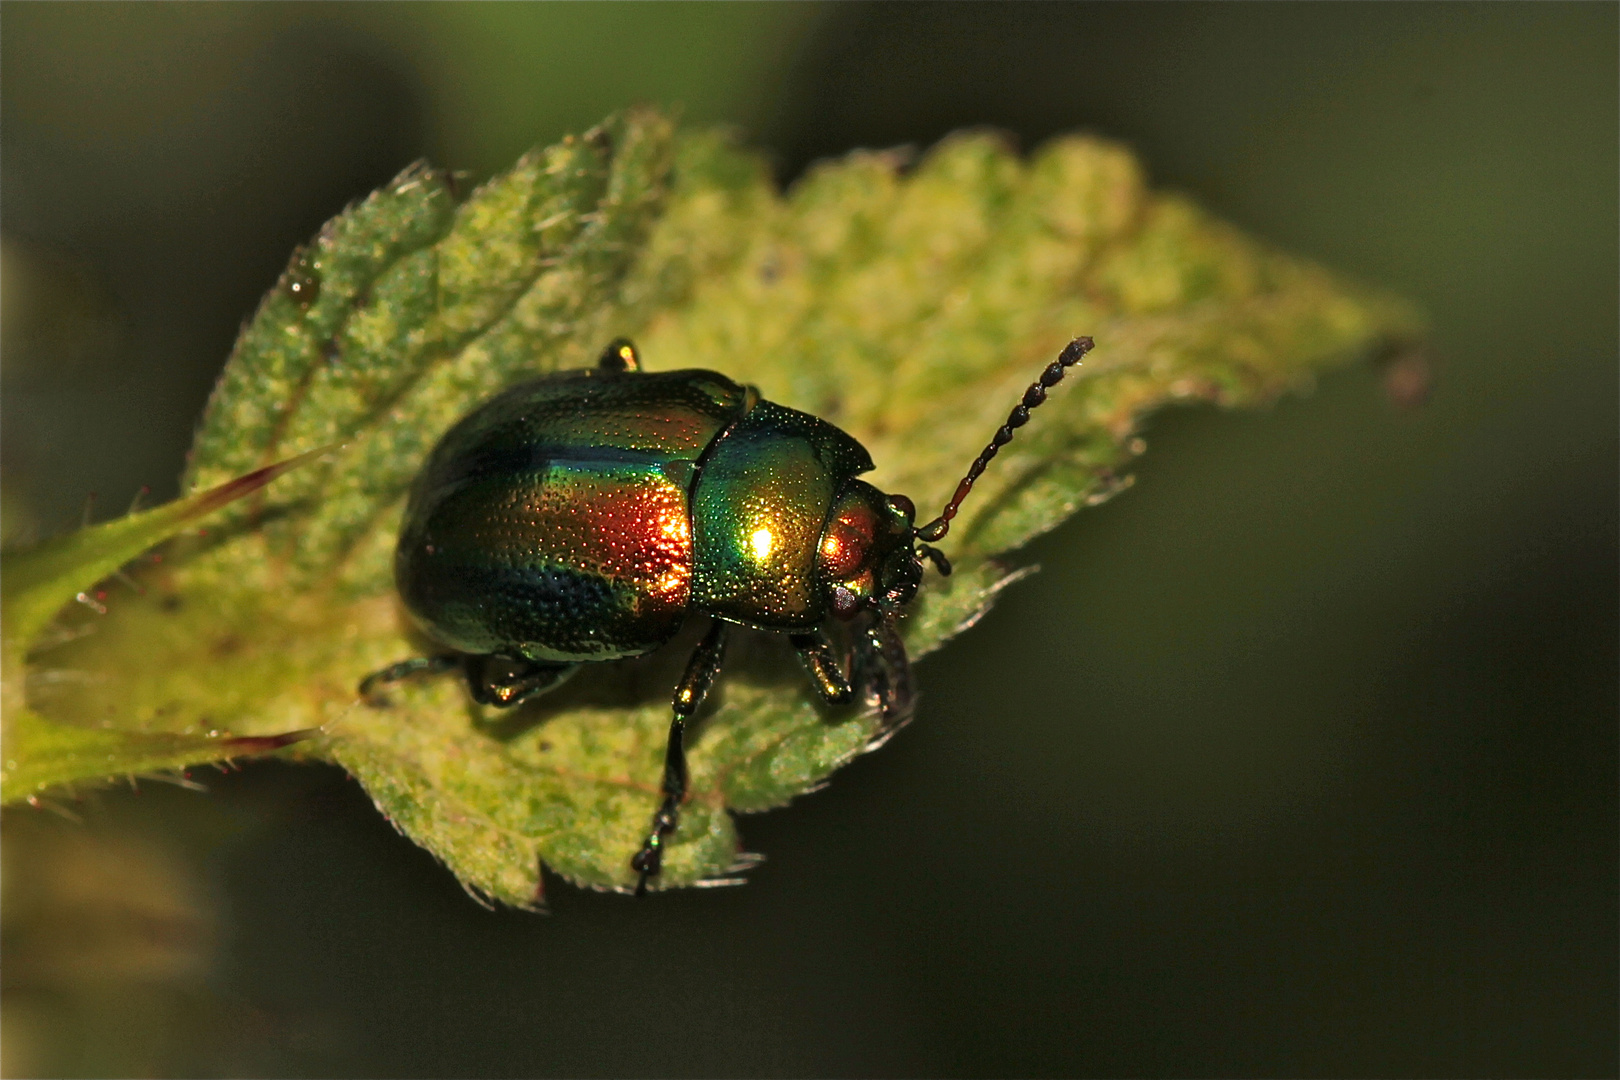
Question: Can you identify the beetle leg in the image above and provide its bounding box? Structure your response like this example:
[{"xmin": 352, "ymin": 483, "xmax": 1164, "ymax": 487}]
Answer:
[
  {"xmin": 633, "ymin": 619, "xmax": 730, "ymax": 896},
  {"xmin": 916, "ymin": 543, "xmax": 952, "ymax": 576},
  {"xmin": 852, "ymin": 611, "xmax": 915, "ymax": 741},
  {"xmin": 358, "ymin": 655, "xmax": 460, "ymax": 703},
  {"xmin": 464, "ymin": 654, "xmax": 579, "ymax": 707},
  {"xmin": 597, "ymin": 337, "xmax": 641, "ymax": 372},
  {"xmin": 789, "ymin": 629, "xmax": 854, "ymax": 706}
]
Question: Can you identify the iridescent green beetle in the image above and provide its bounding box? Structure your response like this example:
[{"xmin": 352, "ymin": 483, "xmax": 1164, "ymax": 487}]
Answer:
[{"xmin": 362, "ymin": 335, "xmax": 1094, "ymax": 893}]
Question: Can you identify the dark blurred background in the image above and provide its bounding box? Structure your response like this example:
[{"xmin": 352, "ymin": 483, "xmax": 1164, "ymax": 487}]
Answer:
[{"xmin": 2, "ymin": 4, "xmax": 1614, "ymax": 1076}]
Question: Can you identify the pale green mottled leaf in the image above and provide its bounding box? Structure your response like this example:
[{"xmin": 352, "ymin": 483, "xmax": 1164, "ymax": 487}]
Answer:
[{"xmin": 11, "ymin": 109, "xmax": 1421, "ymax": 904}]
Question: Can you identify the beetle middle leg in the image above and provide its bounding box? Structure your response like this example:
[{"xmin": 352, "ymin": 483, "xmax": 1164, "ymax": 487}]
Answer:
[{"xmin": 632, "ymin": 618, "xmax": 730, "ymax": 896}]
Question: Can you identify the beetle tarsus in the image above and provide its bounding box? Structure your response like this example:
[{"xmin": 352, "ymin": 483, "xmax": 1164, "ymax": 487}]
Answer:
[{"xmin": 633, "ymin": 619, "xmax": 729, "ymax": 895}]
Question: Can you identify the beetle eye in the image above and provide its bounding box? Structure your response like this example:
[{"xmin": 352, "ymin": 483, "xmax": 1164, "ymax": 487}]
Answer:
[{"xmin": 886, "ymin": 494, "xmax": 916, "ymax": 521}]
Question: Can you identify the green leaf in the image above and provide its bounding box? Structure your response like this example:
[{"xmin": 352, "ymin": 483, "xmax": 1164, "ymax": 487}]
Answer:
[
  {"xmin": 11, "ymin": 109, "xmax": 1422, "ymax": 904},
  {"xmin": 1, "ymin": 707, "xmax": 314, "ymax": 804},
  {"xmin": 2, "ymin": 447, "xmax": 337, "ymax": 651},
  {"xmin": 1, "ymin": 449, "xmax": 329, "ymax": 799}
]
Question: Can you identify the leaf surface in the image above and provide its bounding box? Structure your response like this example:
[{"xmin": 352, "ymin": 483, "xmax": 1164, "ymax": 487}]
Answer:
[
  {"xmin": 2, "ymin": 450, "xmax": 327, "ymax": 798},
  {"xmin": 10, "ymin": 110, "xmax": 1421, "ymax": 903}
]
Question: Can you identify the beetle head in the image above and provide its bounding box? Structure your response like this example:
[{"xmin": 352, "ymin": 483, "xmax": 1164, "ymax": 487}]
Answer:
[
  {"xmin": 815, "ymin": 481, "xmax": 943, "ymax": 618},
  {"xmin": 813, "ymin": 333, "xmax": 1094, "ymax": 622}
]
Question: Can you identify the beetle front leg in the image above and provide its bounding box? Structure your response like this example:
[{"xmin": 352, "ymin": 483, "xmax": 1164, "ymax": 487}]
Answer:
[
  {"xmin": 633, "ymin": 619, "xmax": 730, "ymax": 896},
  {"xmin": 789, "ymin": 628, "xmax": 854, "ymax": 706},
  {"xmin": 853, "ymin": 611, "xmax": 915, "ymax": 739}
]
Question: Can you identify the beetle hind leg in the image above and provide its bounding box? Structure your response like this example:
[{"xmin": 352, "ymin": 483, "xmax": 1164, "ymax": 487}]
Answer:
[
  {"xmin": 633, "ymin": 619, "xmax": 730, "ymax": 896},
  {"xmin": 464, "ymin": 654, "xmax": 579, "ymax": 708},
  {"xmin": 358, "ymin": 655, "xmax": 460, "ymax": 703}
]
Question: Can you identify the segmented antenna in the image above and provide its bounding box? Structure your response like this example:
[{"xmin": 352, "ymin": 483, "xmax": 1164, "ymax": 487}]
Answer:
[{"xmin": 915, "ymin": 336, "xmax": 1094, "ymax": 543}]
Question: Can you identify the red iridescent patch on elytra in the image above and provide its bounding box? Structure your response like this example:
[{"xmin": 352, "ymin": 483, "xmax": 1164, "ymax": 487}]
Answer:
[{"xmin": 481, "ymin": 463, "xmax": 694, "ymax": 612}]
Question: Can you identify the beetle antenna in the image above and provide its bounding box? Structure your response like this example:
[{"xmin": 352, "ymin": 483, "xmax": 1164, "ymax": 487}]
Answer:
[{"xmin": 914, "ymin": 336, "xmax": 1093, "ymax": 543}]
